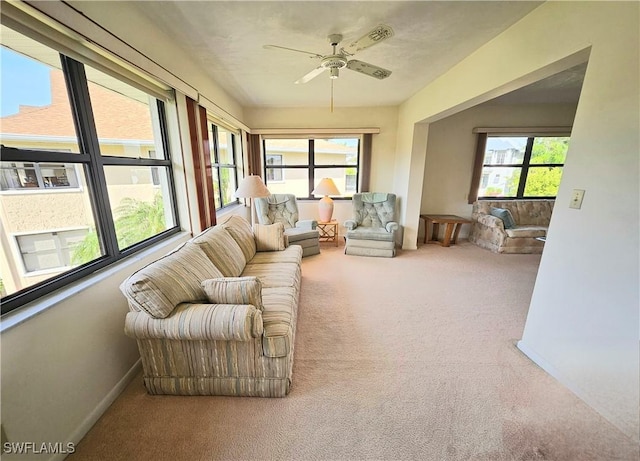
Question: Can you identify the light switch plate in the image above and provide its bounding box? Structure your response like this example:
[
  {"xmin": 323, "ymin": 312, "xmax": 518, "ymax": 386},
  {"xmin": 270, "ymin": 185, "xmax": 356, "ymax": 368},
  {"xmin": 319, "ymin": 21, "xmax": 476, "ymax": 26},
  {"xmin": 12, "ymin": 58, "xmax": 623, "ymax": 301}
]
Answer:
[{"xmin": 570, "ymin": 189, "xmax": 585, "ymax": 209}]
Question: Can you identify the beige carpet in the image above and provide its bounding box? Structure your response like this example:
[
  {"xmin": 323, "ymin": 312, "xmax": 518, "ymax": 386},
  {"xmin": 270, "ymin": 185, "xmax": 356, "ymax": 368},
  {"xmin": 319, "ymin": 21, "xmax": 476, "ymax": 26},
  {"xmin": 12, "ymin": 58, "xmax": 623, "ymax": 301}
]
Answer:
[{"xmin": 70, "ymin": 242, "xmax": 638, "ymax": 460}]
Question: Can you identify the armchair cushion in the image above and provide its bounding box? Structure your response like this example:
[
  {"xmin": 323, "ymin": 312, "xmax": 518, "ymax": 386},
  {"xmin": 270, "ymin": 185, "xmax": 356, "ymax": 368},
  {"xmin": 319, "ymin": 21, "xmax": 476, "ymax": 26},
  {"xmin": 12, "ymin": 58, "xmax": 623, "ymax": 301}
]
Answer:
[
  {"xmin": 254, "ymin": 223, "xmax": 286, "ymax": 251},
  {"xmin": 124, "ymin": 302, "xmax": 263, "ymax": 341},
  {"xmin": 346, "ymin": 227, "xmax": 395, "ymax": 242},
  {"xmin": 202, "ymin": 276, "xmax": 264, "ymax": 311}
]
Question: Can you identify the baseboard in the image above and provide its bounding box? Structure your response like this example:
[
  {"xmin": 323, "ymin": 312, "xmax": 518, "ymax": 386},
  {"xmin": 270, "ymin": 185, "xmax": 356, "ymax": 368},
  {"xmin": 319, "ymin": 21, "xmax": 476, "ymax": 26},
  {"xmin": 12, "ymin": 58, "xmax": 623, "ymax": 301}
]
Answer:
[
  {"xmin": 49, "ymin": 359, "xmax": 142, "ymax": 461},
  {"xmin": 516, "ymin": 340, "xmax": 638, "ymax": 443}
]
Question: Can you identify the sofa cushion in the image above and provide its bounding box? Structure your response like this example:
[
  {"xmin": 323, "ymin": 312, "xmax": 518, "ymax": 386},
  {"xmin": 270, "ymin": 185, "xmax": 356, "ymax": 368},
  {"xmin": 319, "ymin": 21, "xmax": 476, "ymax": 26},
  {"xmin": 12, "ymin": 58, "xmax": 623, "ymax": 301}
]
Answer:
[
  {"xmin": 201, "ymin": 276, "xmax": 264, "ymax": 311},
  {"xmin": 242, "ymin": 262, "xmax": 301, "ymax": 289},
  {"xmin": 490, "ymin": 207, "xmax": 516, "ymax": 229},
  {"xmin": 220, "ymin": 215, "xmax": 257, "ymax": 262},
  {"xmin": 253, "ymin": 223, "xmax": 286, "ymax": 251},
  {"xmin": 505, "ymin": 226, "xmax": 547, "ymax": 238},
  {"xmin": 120, "ymin": 242, "xmax": 223, "ymax": 319},
  {"xmin": 249, "ymin": 245, "xmax": 303, "ymax": 264},
  {"xmin": 191, "ymin": 226, "xmax": 246, "ymax": 277}
]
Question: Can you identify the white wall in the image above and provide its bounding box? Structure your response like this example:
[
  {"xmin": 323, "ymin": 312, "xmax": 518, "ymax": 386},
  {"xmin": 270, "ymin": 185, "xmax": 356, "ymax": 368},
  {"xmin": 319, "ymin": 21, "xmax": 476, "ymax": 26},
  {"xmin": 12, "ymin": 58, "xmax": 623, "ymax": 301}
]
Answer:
[
  {"xmin": 394, "ymin": 1, "xmax": 639, "ymax": 439},
  {"xmin": 420, "ymin": 103, "xmax": 578, "ymax": 240}
]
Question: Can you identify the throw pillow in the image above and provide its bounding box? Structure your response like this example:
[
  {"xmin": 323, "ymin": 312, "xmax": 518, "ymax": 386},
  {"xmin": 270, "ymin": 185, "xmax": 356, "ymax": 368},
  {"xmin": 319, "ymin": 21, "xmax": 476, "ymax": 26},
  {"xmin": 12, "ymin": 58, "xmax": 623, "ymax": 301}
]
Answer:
[
  {"xmin": 201, "ymin": 276, "xmax": 264, "ymax": 311},
  {"xmin": 490, "ymin": 207, "xmax": 516, "ymax": 229},
  {"xmin": 253, "ymin": 222, "xmax": 286, "ymax": 251}
]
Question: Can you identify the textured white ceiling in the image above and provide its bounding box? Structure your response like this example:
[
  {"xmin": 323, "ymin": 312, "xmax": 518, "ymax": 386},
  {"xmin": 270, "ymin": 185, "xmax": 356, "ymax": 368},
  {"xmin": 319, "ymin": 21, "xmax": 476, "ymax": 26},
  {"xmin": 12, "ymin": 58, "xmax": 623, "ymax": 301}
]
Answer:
[
  {"xmin": 131, "ymin": 1, "xmax": 550, "ymax": 108},
  {"xmin": 120, "ymin": 0, "xmax": 585, "ymax": 107}
]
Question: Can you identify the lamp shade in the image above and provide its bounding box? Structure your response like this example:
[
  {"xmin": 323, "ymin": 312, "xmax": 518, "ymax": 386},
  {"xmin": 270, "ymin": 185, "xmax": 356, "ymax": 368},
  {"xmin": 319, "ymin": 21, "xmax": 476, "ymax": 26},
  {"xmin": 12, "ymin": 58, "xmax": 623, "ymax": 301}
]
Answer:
[
  {"xmin": 234, "ymin": 175, "xmax": 270, "ymax": 198},
  {"xmin": 312, "ymin": 178, "xmax": 340, "ymax": 196}
]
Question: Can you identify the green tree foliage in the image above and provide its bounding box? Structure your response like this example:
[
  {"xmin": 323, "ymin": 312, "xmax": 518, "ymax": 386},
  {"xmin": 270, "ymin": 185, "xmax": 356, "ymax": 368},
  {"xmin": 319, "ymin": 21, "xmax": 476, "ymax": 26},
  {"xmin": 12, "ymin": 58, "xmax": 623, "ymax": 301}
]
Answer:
[
  {"xmin": 71, "ymin": 193, "xmax": 167, "ymax": 265},
  {"xmin": 524, "ymin": 167, "xmax": 563, "ymax": 196},
  {"xmin": 70, "ymin": 230, "xmax": 101, "ymax": 265},
  {"xmin": 504, "ymin": 137, "xmax": 569, "ymax": 197},
  {"xmin": 115, "ymin": 193, "xmax": 166, "ymax": 248},
  {"xmin": 531, "ymin": 137, "xmax": 569, "ymax": 164}
]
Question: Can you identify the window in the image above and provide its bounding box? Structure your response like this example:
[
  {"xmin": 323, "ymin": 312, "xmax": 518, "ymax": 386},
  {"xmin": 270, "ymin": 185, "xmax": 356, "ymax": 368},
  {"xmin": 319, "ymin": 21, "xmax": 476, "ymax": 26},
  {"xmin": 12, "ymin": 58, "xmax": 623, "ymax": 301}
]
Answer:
[
  {"xmin": 208, "ymin": 124, "xmax": 239, "ymax": 209},
  {"xmin": 0, "ymin": 162, "xmax": 80, "ymax": 190},
  {"xmin": 16, "ymin": 229, "xmax": 89, "ymax": 273},
  {"xmin": 478, "ymin": 136, "xmax": 568, "ymax": 199},
  {"xmin": 266, "ymin": 154, "xmax": 283, "ymax": 182},
  {"xmin": 263, "ymin": 137, "xmax": 360, "ymax": 198},
  {"xmin": 0, "ymin": 26, "xmax": 179, "ymax": 314}
]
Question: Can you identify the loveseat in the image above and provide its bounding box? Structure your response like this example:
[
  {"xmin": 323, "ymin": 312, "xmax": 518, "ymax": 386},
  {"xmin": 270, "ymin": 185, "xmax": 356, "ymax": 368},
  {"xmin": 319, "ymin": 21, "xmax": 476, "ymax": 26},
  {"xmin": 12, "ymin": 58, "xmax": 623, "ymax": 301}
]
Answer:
[
  {"xmin": 120, "ymin": 215, "xmax": 302, "ymax": 397},
  {"xmin": 469, "ymin": 199, "xmax": 555, "ymax": 254}
]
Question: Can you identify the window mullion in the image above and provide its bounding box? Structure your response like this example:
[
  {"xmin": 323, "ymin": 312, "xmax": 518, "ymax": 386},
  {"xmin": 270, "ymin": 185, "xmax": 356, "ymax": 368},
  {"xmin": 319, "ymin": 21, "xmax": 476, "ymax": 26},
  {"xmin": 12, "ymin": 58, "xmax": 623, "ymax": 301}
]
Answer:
[
  {"xmin": 308, "ymin": 139, "xmax": 315, "ymax": 198},
  {"xmin": 61, "ymin": 55, "xmax": 119, "ymax": 259},
  {"xmin": 516, "ymin": 137, "xmax": 535, "ymax": 198}
]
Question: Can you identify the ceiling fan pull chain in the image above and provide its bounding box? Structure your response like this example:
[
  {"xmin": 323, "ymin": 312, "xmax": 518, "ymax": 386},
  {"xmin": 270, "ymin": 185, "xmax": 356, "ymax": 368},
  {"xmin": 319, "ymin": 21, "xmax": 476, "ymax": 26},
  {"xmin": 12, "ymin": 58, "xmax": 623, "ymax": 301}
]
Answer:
[{"xmin": 330, "ymin": 79, "xmax": 334, "ymax": 113}]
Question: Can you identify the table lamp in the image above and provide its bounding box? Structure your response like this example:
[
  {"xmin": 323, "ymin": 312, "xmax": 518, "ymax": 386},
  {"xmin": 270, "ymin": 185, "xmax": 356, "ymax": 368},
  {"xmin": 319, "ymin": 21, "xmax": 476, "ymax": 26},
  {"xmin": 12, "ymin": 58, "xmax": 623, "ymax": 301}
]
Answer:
[
  {"xmin": 312, "ymin": 177, "xmax": 340, "ymax": 222},
  {"xmin": 234, "ymin": 175, "xmax": 270, "ymax": 226}
]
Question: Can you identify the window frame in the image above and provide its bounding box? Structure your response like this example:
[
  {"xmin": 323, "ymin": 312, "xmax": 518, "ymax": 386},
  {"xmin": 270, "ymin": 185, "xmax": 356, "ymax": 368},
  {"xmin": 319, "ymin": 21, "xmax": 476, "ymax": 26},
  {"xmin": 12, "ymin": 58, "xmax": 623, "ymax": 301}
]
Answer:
[
  {"xmin": 0, "ymin": 53, "xmax": 180, "ymax": 315},
  {"xmin": 209, "ymin": 123, "xmax": 240, "ymax": 210},
  {"xmin": 262, "ymin": 137, "xmax": 361, "ymax": 199},
  {"xmin": 477, "ymin": 135, "xmax": 567, "ymax": 200}
]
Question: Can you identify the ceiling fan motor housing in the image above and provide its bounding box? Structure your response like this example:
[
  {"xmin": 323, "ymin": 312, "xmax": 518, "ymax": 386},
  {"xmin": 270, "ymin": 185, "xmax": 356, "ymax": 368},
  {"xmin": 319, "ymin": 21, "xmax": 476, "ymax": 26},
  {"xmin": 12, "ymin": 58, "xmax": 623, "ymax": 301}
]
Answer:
[{"xmin": 321, "ymin": 55, "xmax": 348, "ymax": 69}]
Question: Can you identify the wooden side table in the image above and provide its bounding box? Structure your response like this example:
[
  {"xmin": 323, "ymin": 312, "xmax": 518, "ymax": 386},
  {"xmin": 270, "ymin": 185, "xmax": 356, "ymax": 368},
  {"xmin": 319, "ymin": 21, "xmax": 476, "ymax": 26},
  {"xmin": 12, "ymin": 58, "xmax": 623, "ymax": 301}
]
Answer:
[
  {"xmin": 317, "ymin": 220, "xmax": 339, "ymax": 246},
  {"xmin": 421, "ymin": 214, "xmax": 472, "ymax": 247}
]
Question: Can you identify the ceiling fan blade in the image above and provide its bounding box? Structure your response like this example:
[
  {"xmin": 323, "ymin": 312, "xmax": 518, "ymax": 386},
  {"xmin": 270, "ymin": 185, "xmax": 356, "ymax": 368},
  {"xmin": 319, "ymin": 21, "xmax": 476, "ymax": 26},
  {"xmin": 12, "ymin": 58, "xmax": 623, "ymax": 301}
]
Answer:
[
  {"xmin": 263, "ymin": 44, "xmax": 323, "ymax": 59},
  {"xmin": 295, "ymin": 66, "xmax": 327, "ymax": 84},
  {"xmin": 343, "ymin": 24, "xmax": 394, "ymax": 55},
  {"xmin": 346, "ymin": 60, "xmax": 392, "ymax": 80}
]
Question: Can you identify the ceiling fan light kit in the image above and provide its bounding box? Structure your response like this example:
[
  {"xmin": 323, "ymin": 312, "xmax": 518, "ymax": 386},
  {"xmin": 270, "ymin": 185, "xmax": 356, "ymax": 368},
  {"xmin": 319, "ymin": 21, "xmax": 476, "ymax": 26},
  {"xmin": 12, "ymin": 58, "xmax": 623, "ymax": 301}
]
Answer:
[{"xmin": 264, "ymin": 24, "xmax": 394, "ymax": 110}]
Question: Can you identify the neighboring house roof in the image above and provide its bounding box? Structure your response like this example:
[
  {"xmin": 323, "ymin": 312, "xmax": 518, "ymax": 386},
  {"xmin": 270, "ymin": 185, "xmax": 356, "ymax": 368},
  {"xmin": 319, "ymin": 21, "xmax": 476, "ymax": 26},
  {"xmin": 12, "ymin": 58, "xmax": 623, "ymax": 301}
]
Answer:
[{"xmin": 1, "ymin": 70, "xmax": 154, "ymax": 141}]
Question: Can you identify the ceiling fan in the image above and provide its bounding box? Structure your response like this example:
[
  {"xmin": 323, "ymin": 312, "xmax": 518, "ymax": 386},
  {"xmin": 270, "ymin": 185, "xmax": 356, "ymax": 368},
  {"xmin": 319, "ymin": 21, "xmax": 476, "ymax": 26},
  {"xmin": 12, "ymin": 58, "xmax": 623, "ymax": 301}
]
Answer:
[{"xmin": 263, "ymin": 24, "xmax": 394, "ymax": 110}]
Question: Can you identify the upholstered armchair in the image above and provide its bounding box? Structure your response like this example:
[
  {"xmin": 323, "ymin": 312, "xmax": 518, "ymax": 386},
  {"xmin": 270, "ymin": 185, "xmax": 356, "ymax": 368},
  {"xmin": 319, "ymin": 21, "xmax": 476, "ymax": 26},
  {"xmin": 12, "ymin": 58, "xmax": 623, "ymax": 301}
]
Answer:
[
  {"xmin": 344, "ymin": 192, "xmax": 399, "ymax": 257},
  {"xmin": 255, "ymin": 194, "xmax": 321, "ymax": 257}
]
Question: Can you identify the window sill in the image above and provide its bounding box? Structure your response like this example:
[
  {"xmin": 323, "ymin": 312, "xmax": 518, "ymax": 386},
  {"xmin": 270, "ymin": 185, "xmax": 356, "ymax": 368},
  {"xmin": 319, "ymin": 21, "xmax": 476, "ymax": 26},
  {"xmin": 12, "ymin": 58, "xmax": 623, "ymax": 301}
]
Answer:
[{"xmin": 0, "ymin": 231, "xmax": 190, "ymax": 333}]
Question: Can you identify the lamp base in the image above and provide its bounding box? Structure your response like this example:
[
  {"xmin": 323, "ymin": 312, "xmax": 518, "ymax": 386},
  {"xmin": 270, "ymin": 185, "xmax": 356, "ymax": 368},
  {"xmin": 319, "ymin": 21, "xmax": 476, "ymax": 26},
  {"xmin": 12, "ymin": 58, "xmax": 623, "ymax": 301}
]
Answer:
[{"xmin": 318, "ymin": 196, "xmax": 334, "ymax": 222}]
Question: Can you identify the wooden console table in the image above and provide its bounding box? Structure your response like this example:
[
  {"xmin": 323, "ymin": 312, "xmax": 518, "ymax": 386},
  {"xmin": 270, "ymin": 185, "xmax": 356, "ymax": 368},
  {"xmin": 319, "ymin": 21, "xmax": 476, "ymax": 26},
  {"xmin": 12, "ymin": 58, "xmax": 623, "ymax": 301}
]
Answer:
[
  {"xmin": 421, "ymin": 214, "xmax": 472, "ymax": 247},
  {"xmin": 317, "ymin": 220, "xmax": 339, "ymax": 246}
]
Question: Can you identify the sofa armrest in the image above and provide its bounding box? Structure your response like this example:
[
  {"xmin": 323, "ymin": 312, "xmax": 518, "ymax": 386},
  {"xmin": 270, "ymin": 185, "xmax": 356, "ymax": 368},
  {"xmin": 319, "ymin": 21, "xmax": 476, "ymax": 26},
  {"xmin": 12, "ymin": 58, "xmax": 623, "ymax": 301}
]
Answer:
[
  {"xmin": 386, "ymin": 221, "xmax": 399, "ymax": 233},
  {"xmin": 344, "ymin": 219, "xmax": 357, "ymax": 230},
  {"xmin": 296, "ymin": 219, "xmax": 318, "ymax": 230},
  {"xmin": 125, "ymin": 302, "xmax": 263, "ymax": 341},
  {"xmin": 476, "ymin": 214, "xmax": 505, "ymax": 230}
]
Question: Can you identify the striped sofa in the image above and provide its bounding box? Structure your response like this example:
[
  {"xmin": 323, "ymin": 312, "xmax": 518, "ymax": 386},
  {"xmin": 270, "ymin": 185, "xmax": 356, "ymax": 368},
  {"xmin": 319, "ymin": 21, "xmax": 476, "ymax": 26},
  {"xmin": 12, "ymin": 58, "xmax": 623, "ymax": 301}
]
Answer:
[{"xmin": 120, "ymin": 215, "xmax": 302, "ymax": 397}]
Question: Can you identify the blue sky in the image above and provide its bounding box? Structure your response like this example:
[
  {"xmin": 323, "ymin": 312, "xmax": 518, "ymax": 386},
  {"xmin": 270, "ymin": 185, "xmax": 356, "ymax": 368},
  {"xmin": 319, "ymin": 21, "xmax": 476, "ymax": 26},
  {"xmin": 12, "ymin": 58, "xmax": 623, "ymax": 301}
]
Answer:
[{"xmin": 1, "ymin": 48, "xmax": 52, "ymax": 117}]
